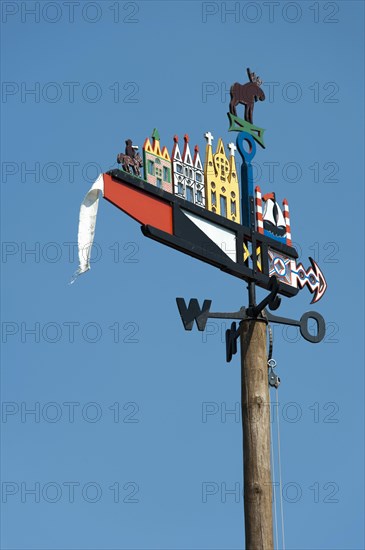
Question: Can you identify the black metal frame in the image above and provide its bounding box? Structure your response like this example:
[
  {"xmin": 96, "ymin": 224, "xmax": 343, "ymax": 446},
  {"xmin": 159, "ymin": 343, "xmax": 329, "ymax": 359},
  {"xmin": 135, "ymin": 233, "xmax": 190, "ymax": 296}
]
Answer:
[
  {"xmin": 105, "ymin": 170, "xmax": 326, "ymax": 361},
  {"xmin": 107, "ymin": 169, "xmax": 299, "ymax": 298},
  {"xmin": 176, "ymin": 276, "xmax": 326, "ymax": 362}
]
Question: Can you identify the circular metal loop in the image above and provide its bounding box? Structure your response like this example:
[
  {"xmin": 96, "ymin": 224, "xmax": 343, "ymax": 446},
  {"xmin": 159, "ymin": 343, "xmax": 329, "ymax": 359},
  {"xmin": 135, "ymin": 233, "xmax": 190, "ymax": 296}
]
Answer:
[
  {"xmin": 236, "ymin": 131, "xmax": 257, "ymax": 163},
  {"xmin": 268, "ymin": 358, "xmax": 277, "ymax": 369},
  {"xmin": 299, "ymin": 311, "xmax": 326, "ymax": 343}
]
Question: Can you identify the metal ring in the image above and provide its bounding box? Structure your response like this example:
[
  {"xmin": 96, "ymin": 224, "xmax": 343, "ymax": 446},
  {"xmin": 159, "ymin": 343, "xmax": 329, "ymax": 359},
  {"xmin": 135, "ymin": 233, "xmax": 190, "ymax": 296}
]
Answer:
[{"xmin": 268, "ymin": 358, "xmax": 277, "ymax": 369}]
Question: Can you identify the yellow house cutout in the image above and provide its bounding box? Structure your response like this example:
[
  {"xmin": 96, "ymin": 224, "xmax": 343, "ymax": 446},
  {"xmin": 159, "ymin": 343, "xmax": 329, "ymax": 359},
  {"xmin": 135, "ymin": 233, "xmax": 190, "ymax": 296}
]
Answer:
[{"xmin": 203, "ymin": 131, "xmax": 240, "ymax": 224}]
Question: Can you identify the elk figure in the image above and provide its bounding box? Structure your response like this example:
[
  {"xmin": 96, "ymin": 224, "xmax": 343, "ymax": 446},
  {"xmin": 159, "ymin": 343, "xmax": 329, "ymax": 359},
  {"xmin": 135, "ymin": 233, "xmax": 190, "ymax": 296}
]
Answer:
[{"xmin": 229, "ymin": 68, "xmax": 265, "ymax": 124}]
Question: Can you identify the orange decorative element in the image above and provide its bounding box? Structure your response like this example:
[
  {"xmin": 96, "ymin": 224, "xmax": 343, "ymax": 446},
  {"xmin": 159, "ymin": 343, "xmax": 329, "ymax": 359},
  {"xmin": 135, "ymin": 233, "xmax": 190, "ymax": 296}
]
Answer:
[
  {"xmin": 282, "ymin": 198, "xmax": 292, "ymax": 246},
  {"xmin": 103, "ymin": 173, "xmax": 173, "ymax": 234},
  {"xmin": 161, "ymin": 146, "xmax": 171, "ymax": 161},
  {"xmin": 143, "ymin": 137, "xmax": 153, "ymax": 153},
  {"xmin": 255, "ymin": 185, "xmax": 264, "ymax": 234}
]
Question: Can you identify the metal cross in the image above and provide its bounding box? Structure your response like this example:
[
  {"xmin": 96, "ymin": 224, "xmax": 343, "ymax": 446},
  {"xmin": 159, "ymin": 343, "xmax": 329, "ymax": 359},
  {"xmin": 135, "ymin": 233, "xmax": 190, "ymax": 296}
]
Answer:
[
  {"xmin": 205, "ymin": 131, "xmax": 214, "ymax": 145},
  {"xmin": 228, "ymin": 142, "xmax": 237, "ymax": 157}
]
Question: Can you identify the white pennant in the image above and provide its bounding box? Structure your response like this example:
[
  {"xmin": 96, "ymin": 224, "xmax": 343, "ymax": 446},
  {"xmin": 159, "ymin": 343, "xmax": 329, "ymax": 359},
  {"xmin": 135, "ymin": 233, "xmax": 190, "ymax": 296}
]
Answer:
[{"xmin": 70, "ymin": 174, "xmax": 104, "ymax": 284}]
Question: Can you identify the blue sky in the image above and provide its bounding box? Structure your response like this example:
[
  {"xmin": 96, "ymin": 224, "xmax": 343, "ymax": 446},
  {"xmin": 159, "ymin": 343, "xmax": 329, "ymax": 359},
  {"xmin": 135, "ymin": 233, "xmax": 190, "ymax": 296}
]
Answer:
[{"xmin": 1, "ymin": 1, "xmax": 364, "ymax": 549}]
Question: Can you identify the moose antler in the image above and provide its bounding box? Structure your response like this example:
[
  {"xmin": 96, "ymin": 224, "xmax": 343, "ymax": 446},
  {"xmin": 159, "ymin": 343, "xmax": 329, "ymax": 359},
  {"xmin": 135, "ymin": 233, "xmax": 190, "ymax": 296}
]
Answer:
[{"xmin": 247, "ymin": 67, "xmax": 263, "ymax": 86}]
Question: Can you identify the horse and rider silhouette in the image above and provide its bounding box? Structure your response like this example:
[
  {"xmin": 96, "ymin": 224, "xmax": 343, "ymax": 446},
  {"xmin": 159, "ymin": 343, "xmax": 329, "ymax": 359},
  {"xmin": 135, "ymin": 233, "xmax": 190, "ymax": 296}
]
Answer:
[
  {"xmin": 117, "ymin": 139, "xmax": 143, "ymax": 177},
  {"xmin": 229, "ymin": 68, "xmax": 265, "ymax": 124}
]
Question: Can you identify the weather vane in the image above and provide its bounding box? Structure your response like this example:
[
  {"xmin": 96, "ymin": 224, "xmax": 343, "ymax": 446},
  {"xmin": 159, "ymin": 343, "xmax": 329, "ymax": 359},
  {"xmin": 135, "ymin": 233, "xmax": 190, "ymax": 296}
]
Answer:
[
  {"xmin": 74, "ymin": 66, "xmax": 327, "ymax": 350},
  {"xmin": 74, "ymin": 67, "xmax": 328, "ymax": 549}
]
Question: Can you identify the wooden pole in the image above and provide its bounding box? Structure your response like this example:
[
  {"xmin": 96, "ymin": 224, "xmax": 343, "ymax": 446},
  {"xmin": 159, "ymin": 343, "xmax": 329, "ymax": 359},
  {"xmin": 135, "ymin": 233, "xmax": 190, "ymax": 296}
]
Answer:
[{"xmin": 240, "ymin": 317, "xmax": 274, "ymax": 550}]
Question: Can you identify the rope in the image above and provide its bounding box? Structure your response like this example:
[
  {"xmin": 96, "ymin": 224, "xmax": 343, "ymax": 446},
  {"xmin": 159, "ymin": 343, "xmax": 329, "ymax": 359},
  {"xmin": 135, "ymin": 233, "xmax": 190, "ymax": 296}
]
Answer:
[
  {"xmin": 276, "ymin": 386, "xmax": 286, "ymax": 550},
  {"xmin": 270, "ymin": 400, "xmax": 279, "ymax": 550},
  {"xmin": 267, "ymin": 318, "xmax": 286, "ymax": 549}
]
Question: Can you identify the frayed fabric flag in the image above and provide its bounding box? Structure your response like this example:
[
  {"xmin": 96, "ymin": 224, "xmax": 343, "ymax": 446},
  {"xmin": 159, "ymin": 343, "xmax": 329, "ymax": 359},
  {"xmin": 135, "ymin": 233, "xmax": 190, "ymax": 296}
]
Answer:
[{"xmin": 70, "ymin": 173, "xmax": 104, "ymax": 284}]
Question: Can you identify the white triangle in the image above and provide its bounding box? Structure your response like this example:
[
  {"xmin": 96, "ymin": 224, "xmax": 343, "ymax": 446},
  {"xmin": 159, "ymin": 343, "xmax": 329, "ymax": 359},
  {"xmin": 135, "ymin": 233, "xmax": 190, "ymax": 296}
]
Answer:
[
  {"xmin": 183, "ymin": 142, "xmax": 193, "ymax": 166},
  {"xmin": 173, "ymin": 143, "xmax": 182, "ymax": 161},
  {"xmin": 194, "ymin": 151, "xmax": 203, "ymax": 170},
  {"xmin": 182, "ymin": 210, "xmax": 237, "ymax": 262}
]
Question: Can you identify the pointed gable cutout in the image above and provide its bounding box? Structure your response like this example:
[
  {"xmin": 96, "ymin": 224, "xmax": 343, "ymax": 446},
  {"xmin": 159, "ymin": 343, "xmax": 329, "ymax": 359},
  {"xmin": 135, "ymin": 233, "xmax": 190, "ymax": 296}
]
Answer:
[
  {"xmin": 183, "ymin": 142, "xmax": 193, "ymax": 166},
  {"xmin": 143, "ymin": 137, "xmax": 152, "ymax": 153},
  {"xmin": 172, "ymin": 142, "xmax": 182, "ymax": 161},
  {"xmin": 161, "ymin": 146, "xmax": 171, "ymax": 161},
  {"xmin": 216, "ymin": 138, "xmax": 226, "ymax": 156},
  {"xmin": 153, "ymin": 139, "xmax": 162, "ymax": 157},
  {"xmin": 194, "ymin": 151, "xmax": 203, "ymax": 170}
]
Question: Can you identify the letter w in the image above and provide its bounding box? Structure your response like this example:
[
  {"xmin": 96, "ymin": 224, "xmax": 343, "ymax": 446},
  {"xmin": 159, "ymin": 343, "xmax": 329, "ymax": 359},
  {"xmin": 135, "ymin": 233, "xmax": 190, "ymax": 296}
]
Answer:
[{"xmin": 176, "ymin": 298, "xmax": 212, "ymax": 331}]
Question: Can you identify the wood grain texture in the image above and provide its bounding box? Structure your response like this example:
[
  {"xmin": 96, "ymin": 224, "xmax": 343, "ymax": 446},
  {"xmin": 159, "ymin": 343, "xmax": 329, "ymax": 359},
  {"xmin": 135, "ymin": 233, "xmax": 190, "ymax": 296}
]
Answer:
[{"xmin": 240, "ymin": 320, "xmax": 273, "ymax": 550}]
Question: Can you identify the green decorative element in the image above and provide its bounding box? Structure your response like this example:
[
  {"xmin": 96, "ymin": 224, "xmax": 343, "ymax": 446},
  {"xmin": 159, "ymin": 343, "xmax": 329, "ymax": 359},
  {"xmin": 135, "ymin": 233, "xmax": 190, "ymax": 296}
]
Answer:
[
  {"xmin": 152, "ymin": 128, "xmax": 160, "ymax": 141},
  {"xmin": 227, "ymin": 112, "xmax": 266, "ymax": 148},
  {"xmin": 163, "ymin": 166, "xmax": 171, "ymax": 183},
  {"xmin": 147, "ymin": 160, "xmax": 154, "ymax": 175}
]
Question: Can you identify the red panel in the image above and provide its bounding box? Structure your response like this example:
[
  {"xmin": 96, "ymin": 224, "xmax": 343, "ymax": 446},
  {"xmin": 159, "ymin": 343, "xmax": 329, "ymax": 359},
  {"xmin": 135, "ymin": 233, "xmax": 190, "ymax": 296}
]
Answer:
[{"xmin": 103, "ymin": 173, "xmax": 173, "ymax": 234}]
